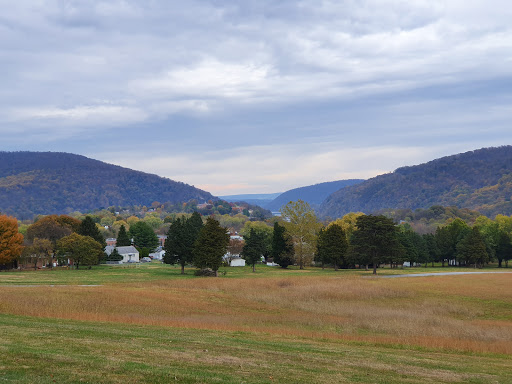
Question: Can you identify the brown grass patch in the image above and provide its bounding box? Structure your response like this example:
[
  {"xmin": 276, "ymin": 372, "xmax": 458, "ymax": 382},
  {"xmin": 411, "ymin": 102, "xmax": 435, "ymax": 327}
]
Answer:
[{"xmin": 1, "ymin": 274, "xmax": 511, "ymax": 354}]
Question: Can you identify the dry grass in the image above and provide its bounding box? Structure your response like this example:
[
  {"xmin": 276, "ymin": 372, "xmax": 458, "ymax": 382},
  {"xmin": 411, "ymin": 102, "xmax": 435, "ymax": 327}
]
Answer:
[{"xmin": 1, "ymin": 274, "xmax": 511, "ymax": 355}]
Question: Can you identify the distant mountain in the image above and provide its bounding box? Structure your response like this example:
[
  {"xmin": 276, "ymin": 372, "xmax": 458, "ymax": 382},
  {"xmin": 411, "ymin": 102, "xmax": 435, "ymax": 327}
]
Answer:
[
  {"xmin": 0, "ymin": 152, "xmax": 214, "ymax": 219},
  {"xmin": 318, "ymin": 146, "xmax": 512, "ymax": 219},
  {"xmin": 219, "ymin": 193, "xmax": 282, "ymax": 207},
  {"xmin": 265, "ymin": 179, "xmax": 365, "ymax": 212}
]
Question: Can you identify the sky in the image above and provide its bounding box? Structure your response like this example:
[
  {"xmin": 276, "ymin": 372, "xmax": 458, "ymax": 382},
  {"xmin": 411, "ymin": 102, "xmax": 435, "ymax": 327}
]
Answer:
[{"xmin": 1, "ymin": 1, "xmax": 512, "ymax": 195}]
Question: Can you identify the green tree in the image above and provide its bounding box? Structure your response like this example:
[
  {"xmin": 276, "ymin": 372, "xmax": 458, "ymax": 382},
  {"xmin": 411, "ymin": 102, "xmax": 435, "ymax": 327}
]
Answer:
[
  {"xmin": 143, "ymin": 212, "xmax": 164, "ymax": 230},
  {"xmin": 422, "ymin": 233, "xmax": 438, "ymax": 267},
  {"xmin": 193, "ymin": 217, "xmax": 229, "ymax": 276},
  {"xmin": 495, "ymin": 230, "xmax": 512, "ymax": 268},
  {"xmin": 316, "ymin": 224, "xmax": 347, "ymax": 270},
  {"xmin": 57, "ymin": 233, "xmax": 104, "ymax": 269},
  {"xmin": 129, "ymin": 221, "xmax": 159, "ymax": 251},
  {"xmin": 78, "ymin": 216, "xmax": 106, "ymax": 248},
  {"xmin": 240, "ymin": 221, "xmax": 273, "ymax": 261},
  {"xmin": 116, "ymin": 225, "xmax": 132, "ymax": 246},
  {"xmin": 435, "ymin": 219, "xmax": 470, "ymax": 267},
  {"xmin": 164, "ymin": 214, "xmax": 203, "ymax": 274},
  {"xmin": 456, "ymin": 226, "xmax": 488, "ymax": 268},
  {"xmin": 351, "ymin": 215, "xmax": 402, "ymax": 275},
  {"xmin": 280, "ymin": 200, "xmax": 321, "ymax": 269},
  {"xmin": 242, "ymin": 228, "xmax": 266, "ymax": 272},
  {"xmin": 106, "ymin": 248, "xmax": 123, "ymax": 262},
  {"xmin": 271, "ymin": 222, "xmax": 295, "ymax": 268}
]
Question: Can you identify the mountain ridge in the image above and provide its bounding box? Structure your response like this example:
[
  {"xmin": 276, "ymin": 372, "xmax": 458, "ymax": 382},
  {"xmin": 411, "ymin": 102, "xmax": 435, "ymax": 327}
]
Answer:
[
  {"xmin": 318, "ymin": 146, "xmax": 512, "ymax": 219},
  {"xmin": 265, "ymin": 179, "xmax": 365, "ymax": 212},
  {"xmin": 0, "ymin": 151, "xmax": 214, "ymax": 219}
]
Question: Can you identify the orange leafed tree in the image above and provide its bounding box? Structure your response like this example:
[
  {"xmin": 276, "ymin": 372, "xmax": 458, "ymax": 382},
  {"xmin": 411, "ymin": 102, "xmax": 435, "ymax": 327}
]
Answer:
[{"xmin": 0, "ymin": 215, "xmax": 24, "ymax": 266}]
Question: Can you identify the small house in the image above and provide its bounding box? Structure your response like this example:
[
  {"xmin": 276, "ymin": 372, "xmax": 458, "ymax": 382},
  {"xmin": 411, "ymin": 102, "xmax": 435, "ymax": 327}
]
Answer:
[
  {"xmin": 230, "ymin": 257, "xmax": 246, "ymax": 267},
  {"xmin": 105, "ymin": 245, "xmax": 140, "ymax": 264}
]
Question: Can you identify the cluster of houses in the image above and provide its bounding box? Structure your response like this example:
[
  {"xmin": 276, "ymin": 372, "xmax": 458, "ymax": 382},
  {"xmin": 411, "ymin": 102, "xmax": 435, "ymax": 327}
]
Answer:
[{"xmin": 104, "ymin": 233, "xmax": 248, "ymax": 267}]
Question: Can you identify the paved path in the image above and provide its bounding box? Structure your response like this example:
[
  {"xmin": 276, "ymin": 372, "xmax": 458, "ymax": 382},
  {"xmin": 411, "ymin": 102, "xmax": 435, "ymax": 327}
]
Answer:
[
  {"xmin": 0, "ymin": 284, "xmax": 103, "ymax": 287},
  {"xmin": 376, "ymin": 271, "xmax": 512, "ymax": 278}
]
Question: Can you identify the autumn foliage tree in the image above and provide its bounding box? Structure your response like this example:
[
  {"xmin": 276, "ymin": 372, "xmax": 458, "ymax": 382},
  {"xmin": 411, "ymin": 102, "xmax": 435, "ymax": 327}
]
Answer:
[
  {"xmin": 23, "ymin": 237, "xmax": 53, "ymax": 270},
  {"xmin": 0, "ymin": 215, "xmax": 24, "ymax": 268},
  {"xmin": 57, "ymin": 233, "xmax": 104, "ymax": 269},
  {"xmin": 280, "ymin": 200, "xmax": 321, "ymax": 269},
  {"xmin": 26, "ymin": 215, "xmax": 80, "ymax": 247}
]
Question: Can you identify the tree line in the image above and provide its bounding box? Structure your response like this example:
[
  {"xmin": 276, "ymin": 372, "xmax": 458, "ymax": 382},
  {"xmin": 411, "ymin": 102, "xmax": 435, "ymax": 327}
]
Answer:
[{"xmin": 2, "ymin": 200, "xmax": 512, "ymax": 274}]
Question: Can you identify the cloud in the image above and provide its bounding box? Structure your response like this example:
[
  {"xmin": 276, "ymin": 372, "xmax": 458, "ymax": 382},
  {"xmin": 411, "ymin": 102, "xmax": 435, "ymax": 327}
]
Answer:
[{"xmin": 2, "ymin": 1, "xmax": 512, "ymax": 193}]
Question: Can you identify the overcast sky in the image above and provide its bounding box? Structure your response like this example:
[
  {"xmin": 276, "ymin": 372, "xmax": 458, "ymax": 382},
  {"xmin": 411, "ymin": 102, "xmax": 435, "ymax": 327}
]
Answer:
[{"xmin": 1, "ymin": 1, "xmax": 511, "ymax": 195}]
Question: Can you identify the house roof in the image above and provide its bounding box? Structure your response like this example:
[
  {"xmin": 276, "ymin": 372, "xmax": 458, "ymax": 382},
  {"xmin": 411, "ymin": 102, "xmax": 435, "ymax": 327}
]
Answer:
[{"xmin": 116, "ymin": 246, "xmax": 139, "ymax": 255}]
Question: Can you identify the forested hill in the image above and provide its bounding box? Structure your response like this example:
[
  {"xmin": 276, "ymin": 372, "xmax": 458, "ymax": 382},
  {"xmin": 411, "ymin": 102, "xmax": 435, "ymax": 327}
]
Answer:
[
  {"xmin": 318, "ymin": 146, "xmax": 512, "ymax": 219},
  {"xmin": 0, "ymin": 152, "xmax": 214, "ymax": 219},
  {"xmin": 265, "ymin": 179, "xmax": 364, "ymax": 211}
]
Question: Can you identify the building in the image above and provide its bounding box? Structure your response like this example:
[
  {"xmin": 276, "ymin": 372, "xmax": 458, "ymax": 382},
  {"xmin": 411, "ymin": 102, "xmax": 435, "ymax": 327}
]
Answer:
[
  {"xmin": 106, "ymin": 238, "xmax": 117, "ymax": 246},
  {"xmin": 105, "ymin": 245, "xmax": 140, "ymax": 264},
  {"xmin": 158, "ymin": 235, "xmax": 167, "ymax": 247},
  {"xmin": 149, "ymin": 247, "xmax": 165, "ymax": 260}
]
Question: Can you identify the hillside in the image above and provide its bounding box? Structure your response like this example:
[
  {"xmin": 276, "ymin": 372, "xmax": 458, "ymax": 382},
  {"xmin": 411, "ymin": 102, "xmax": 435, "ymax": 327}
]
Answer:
[
  {"xmin": 0, "ymin": 152, "xmax": 214, "ymax": 219},
  {"xmin": 318, "ymin": 146, "xmax": 512, "ymax": 219},
  {"xmin": 265, "ymin": 179, "xmax": 364, "ymax": 212}
]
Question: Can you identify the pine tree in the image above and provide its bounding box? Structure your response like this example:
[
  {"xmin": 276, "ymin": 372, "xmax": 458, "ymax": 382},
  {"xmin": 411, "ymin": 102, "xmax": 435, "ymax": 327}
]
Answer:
[
  {"xmin": 456, "ymin": 226, "xmax": 488, "ymax": 268},
  {"xmin": 164, "ymin": 214, "xmax": 203, "ymax": 274},
  {"xmin": 116, "ymin": 225, "xmax": 131, "ymax": 246},
  {"xmin": 316, "ymin": 224, "xmax": 347, "ymax": 270},
  {"xmin": 193, "ymin": 217, "xmax": 229, "ymax": 276},
  {"xmin": 78, "ymin": 216, "xmax": 106, "ymax": 248},
  {"xmin": 271, "ymin": 222, "xmax": 295, "ymax": 268},
  {"xmin": 107, "ymin": 248, "xmax": 123, "ymax": 262},
  {"xmin": 351, "ymin": 215, "xmax": 402, "ymax": 275},
  {"xmin": 129, "ymin": 221, "xmax": 159, "ymax": 251},
  {"xmin": 242, "ymin": 228, "xmax": 266, "ymax": 272}
]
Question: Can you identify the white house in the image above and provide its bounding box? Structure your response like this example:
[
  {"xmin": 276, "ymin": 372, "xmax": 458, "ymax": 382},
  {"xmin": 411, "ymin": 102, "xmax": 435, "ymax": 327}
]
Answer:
[
  {"xmin": 230, "ymin": 257, "xmax": 246, "ymax": 267},
  {"xmin": 105, "ymin": 245, "xmax": 140, "ymax": 264},
  {"xmin": 149, "ymin": 248, "xmax": 165, "ymax": 260}
]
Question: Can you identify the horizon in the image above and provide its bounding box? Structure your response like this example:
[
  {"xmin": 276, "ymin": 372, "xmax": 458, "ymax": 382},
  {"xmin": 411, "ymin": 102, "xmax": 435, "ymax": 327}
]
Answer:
[{"xmin": 1, "ymin": 1, "xmax": 511, "ymax": 195}]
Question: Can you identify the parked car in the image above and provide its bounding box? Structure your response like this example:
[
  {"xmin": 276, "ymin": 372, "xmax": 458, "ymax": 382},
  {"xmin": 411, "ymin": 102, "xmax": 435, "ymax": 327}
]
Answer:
[{"xmin": 141, "ymin": 257, "xmax": 152, "ymax": 263}]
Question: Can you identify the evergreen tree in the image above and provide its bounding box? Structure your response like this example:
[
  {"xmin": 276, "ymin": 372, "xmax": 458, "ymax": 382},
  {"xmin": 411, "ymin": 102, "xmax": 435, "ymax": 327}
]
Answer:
[
  {"xmin": 78, "ymin": 216, "xmax": 106, "ymax": 248},
  {"xmin": 107, "ymin": 248, "xmax": 123, "ymax": 262},
  {"xmin": 316, "ymin": 224, "xmax": 347, "ymax": 270},
  {"xmin": 116, "ymin": 224, "xmax": 131, "ymax": 246},
  {"xmin": 188, "ymin": 212, "xmax": 204, "ymax": 240},
  {"xmin": 163, "ymin": 215, "xmax": 203, "ymax": 274},
  {"xmin": 242, "ymin": 228, "xmax": 266, "ymax": 272},
  {"xmin": 422, "ymin": 233, "xmax": 438, "ymax": 267},
  {"xmin": 271, "ymin": 222, "xmax": 295, "ymax": 268},
  {"xmin": 435, "ymin": 219, "xmax": 470, "ymax": 267},
  {"xmin": 129, "ymin": 221, "xmax": 159, "ymax": 251},
  {"xmin": 456, "ymin": 226, "xmax": 488, "ymax": 268},
  {"xmin": 350, "ymin": 215, "xmax": 402, "ymax": 275},
  {"xmin": 495, "ymin": 230, "xmax": 512, "ymax": 268},
  {"xmin": 193, "ymin": 217, "xmax": 229, "ymax": 276}
]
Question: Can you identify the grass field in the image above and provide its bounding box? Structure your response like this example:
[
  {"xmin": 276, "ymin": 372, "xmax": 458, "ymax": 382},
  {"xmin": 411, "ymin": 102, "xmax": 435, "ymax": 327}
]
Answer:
[{"xmin": 1, "ymin": 263, "xmax": 511, "ymax": 383}]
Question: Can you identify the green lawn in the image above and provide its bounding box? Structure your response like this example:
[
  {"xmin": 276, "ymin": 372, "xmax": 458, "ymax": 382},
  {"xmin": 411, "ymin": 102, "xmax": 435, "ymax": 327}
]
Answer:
[
  {"xmin": 1, "ymin": 314, "xmax": 510, "ymax": 384},
  {"xmin": 1, "ymin": 262, "xmax": 507, "ymax": 286}
]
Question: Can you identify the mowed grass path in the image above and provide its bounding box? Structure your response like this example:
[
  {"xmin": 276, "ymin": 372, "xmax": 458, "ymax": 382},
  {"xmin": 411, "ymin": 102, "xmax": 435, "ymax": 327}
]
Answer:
[{"xmin": 1, "ymin": 264, "xmax": 511, "ymax": 383}]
